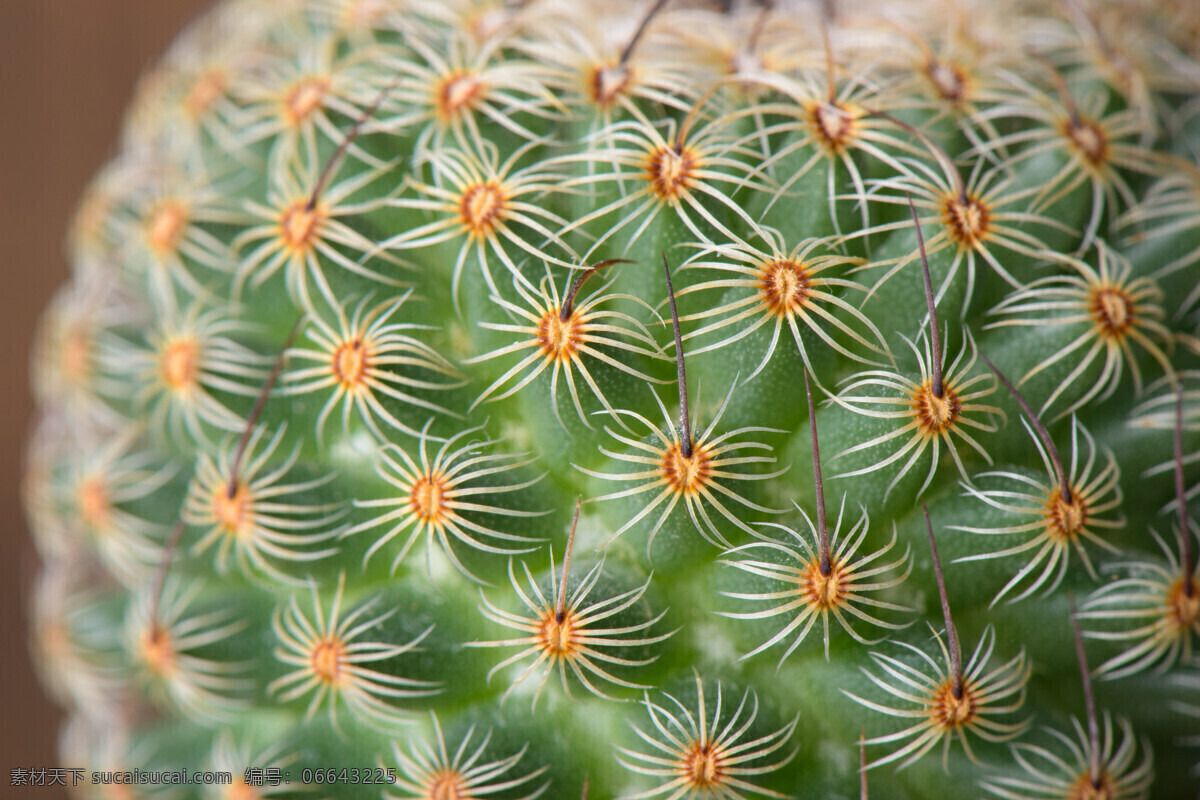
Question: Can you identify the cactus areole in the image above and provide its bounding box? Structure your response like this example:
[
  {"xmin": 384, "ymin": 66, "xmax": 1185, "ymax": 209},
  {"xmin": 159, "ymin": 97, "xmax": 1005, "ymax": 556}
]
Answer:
[{"xmin": 26, "ymin": 1, "xmax": 1200, "ymax": 798}]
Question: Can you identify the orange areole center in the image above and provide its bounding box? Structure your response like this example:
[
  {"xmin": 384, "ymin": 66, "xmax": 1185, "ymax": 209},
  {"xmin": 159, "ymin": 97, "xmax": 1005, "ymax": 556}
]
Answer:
[
  {"xmin": 279, "ymin": 200, "xmax": 324, "ymax": 253},
  {"xmin": 1088, "ymin": 286, "xmax": 1134, "ymax": 340},
  {"xmin": 145, "ymin": 200, "xmax": 189, "ymax": 256},
  {"xmin": 141, "ymin": 624, "xmax": 177, "ymax": 676},
  {"xmin": 332, "ymin": 337, "xmax": 368, "ymax": 389},
  {"xmin": 931, "ymin": 678, "xmax": 977, "ymax": 730},
  {"xmin": 681, "ymin": 742, "xmax": 724, "ymax": 788},
  {"xmin": 78, "ymin": 478, "xmax": 112, "ymax": 530},
  {"xmin": 644, "ymin": 145, "xmax": 700, "ymax": 201},
  {"xmin": 925, "ymin": 59, "xmax": 969, "ymax": 105},
  {"xmin": 1044, "ymin": 485, "xmax": 1088, "ymax": 542},
  {"xmin": 283, "ymin": 77, "xmax": 329, "ymax": 125},
  {"xmin": 911, "ymin": 381, "xmax": 962, "ymax": 436},
  {"xmin": 1167, "ymin": 575, "xmax": 1200, "ymax": 634},
  {"xmin": 587, "ymin": 63, "xmax": 635, "ymax": 109},
  {"xmin": 409, "ymin": 474, "xmax": 449, "ymax": 523},
  {"xmin": 459, "ymin": 182, "xmax": 507, "ymax": 238},
  {"xmin": 802, "ymin": 557, "xmax": 849, "ymax": 609},
  {"xmin": 184, "ymin": 68, "xmax": 228, "ymax": 119},
  {"xmin": 223, "ymin": 779, "xmax": 264, "ymax": 800},
  {"xmin": 437, "ymin": 72, "xmax": 485, "ymax": 120},
  {"xmin": 807, "ymin": 100, "xmax": 858, "ymax": 153},
  {"xmin": 942, "ymin": 193, "xmax": 991, "ymax": 247},
  {"xmin": 311, "ymin": 638, "xmax": 347, "ymax": 684},
  {"xmin": 1064, "ymin": 117, "xmax": 1109, "ymax": 168},
  {"xmin": 759, "ymin": 259, "xmax": 812, "ymax": 317},
  {"xmin": 1068, "ymin": 771, "xmax": 1116, "ymax": 800},
  {"xmin": 428, "ymin": 770, "xmax": 470, "ymax": 800},
  {"xmin": 39, "ymin": 622, "xmax": 71, "ymax": 660},
  {"xmin": 61, "ymin": 325, "xmax": 92, "ymax": 383},
  {"xmin": 160, "ymin": 338, "xmax": 200, "ymax": 390},
  {"xmin": 537, "ymin": 309, "xmax": 584, "ymax": 361},
  {"xmin": 537, "ymin": 608, "xmax": 579, "ymax": 657},
  {"xmin": 213, "ymin": 481, "xmax": 252, "ymax": 537},
  {"xmin": 662, "ymin": 442, "xmax": 712, "ymax": 495}
]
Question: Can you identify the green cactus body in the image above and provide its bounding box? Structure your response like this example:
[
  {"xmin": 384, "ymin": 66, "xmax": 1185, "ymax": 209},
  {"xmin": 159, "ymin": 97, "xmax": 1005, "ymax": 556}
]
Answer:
[{"xmin": 25, "ymin": 1, "xmax": 1200, "ymax": 798}]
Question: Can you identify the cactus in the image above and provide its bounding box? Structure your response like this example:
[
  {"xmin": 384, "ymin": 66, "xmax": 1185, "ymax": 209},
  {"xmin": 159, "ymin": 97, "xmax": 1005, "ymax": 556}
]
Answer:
[{"xmin": 25, "ymin": 0, "xmax": 1200, "ymax": 797}]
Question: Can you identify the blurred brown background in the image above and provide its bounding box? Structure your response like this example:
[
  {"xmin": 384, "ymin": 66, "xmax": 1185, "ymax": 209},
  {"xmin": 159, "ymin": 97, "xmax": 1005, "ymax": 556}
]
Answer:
[{"xmin": 0, "ymin": 0, "xmax": 213, "ymax": 790}]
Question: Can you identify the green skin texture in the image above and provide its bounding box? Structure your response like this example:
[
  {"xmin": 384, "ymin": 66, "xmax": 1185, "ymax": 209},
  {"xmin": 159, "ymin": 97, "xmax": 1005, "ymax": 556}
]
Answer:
[{"xmin": 27, "ymin": 2, "xmax": 1200, "ymax": 798}]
